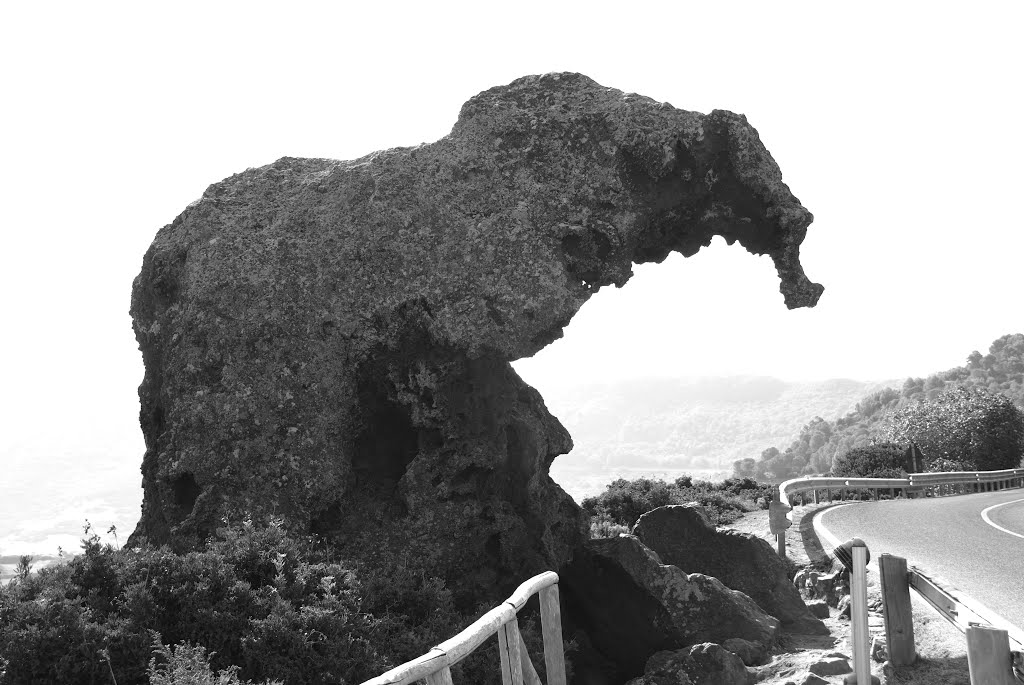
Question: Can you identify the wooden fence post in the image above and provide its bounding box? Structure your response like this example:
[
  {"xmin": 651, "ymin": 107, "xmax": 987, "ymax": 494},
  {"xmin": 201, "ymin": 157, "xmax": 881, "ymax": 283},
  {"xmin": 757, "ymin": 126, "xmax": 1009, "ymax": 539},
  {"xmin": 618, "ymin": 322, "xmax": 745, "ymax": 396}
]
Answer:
[
  {"xmin": 539, "ymin": 584, "xmax": 567, "ymax": 685},
  {"xmin": 498, "ymin": 618, "xmax": 525, "ymax": 685},
  {"xmin": 425, "ymin": 667, "xmax": 455, "ymax": 685},
  {"xmin": 966, "ymin": 625, "xmax": 1015, "ymax": 685},
  {"xmin": 879, "ymin": 554, "xmax": 916, "ymax": 667}
]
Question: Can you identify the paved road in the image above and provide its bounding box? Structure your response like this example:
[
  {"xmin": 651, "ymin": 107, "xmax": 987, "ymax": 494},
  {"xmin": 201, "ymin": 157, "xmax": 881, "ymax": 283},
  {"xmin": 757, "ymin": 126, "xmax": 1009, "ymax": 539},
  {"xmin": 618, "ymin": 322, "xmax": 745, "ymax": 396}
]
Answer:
[{"xmin": 815, "ymin": 488, "xmax": 1024, "ymax": 630}]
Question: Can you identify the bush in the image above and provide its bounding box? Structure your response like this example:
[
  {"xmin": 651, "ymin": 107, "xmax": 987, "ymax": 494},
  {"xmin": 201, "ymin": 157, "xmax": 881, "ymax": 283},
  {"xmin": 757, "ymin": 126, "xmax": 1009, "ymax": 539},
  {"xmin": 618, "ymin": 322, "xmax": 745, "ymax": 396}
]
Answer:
[
  {"xmin": 883, "ymin": 387, "xmax": 1024, "ymax": 471},
  {"xmin": 581, "ymin": 478, "xmax": 676, "ymax": 529},
  {"xmin": 588, "ymin": 513, "xmax": 630, "ymax": 539},
  {"xmin": 147, "ymin": 633, "xmax": 281, "ymax": 685},
  {"xmin": 0, "ymin": 520, "xmax": 511, "ymax": 685},
  {"xmin": 831, "ymin": 443, "xmax": 907, "ymax": 479},
  {"xmin": 582, "ymin": 476, "xmax": 767, "ymax": 529}
]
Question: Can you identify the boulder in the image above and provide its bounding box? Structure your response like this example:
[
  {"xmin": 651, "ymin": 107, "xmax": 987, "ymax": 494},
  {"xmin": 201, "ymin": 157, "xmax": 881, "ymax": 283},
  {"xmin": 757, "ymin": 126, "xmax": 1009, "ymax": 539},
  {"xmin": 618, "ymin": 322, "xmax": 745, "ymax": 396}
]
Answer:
[
  {"xmin": 129, "ymin": 71, "xmax": 820, "ymax": 604},
  {"xmin": 808, "ymin": 657, "xmax": 851, "ymax": 676},
  {"xmin": 633, "ymin": 505, "xmax": 828, "ymax": 635},
  {"xmin": 805, "ymin": 600, "xmax": 830, "ymax": 619},
  {"xmin": 721, "ymin": 638, "xmax": 769, "ymax": 667},
  {"xmin": 626, "ymin": 645, "xmax": 751, "ymax": 685},
  {"xmin": 837, "ymin": 595, "xmax": 852, "ymax": 619},
  {"xmin": 799, "ymin": 675, "xmax": 829, "ymax": 685},
  {"xmin": 560, "ymin": 536, "xmax": 779, "ymax": 678}
]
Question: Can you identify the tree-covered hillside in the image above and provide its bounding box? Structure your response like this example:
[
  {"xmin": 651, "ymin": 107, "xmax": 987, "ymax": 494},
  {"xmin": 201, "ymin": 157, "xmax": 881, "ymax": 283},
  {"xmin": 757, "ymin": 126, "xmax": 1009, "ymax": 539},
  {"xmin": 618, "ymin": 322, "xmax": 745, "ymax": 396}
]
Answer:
[
  {"xmin": 543, "ymin": 376, "xmax": 896, "ymax": 472},
  {"xmin": 735, "ymin": 333, "xmax": 1024, "ymax": 481}
]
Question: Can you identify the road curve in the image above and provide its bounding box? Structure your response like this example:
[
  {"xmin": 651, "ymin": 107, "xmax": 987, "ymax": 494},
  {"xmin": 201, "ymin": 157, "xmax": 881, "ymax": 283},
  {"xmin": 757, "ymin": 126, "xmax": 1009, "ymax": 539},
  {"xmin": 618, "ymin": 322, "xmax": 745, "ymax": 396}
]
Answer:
[{"xmin": 815, "ymin": 488, "xmax": 1024, "ymax": 630}]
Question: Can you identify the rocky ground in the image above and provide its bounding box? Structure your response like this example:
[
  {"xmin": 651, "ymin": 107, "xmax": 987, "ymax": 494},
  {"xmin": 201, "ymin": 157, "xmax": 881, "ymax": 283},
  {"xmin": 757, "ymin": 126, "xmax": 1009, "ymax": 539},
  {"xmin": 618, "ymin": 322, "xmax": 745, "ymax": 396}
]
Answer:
[{"xmin": 724, "ymin": 504, "xmax": 971, "ymax": 685}]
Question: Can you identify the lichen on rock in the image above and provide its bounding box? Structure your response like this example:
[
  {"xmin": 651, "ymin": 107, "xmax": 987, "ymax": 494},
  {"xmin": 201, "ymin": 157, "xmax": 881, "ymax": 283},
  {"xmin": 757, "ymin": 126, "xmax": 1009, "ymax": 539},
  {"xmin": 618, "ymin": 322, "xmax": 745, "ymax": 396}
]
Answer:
[{"xmin": 129, "ymin": 72, "xmax": 821, "ymax": 604}]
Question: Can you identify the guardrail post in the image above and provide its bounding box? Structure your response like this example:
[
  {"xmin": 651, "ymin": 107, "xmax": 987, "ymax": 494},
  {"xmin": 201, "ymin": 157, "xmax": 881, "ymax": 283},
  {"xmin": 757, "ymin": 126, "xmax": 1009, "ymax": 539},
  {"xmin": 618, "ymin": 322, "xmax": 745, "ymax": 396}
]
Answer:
[
  {"xmin": 966, "ymin": 625, "xmax": 1015, "ymax": 685},
  {"xmin": 879, "ymin": 554, "xmax": 916, "ymax": 667}
]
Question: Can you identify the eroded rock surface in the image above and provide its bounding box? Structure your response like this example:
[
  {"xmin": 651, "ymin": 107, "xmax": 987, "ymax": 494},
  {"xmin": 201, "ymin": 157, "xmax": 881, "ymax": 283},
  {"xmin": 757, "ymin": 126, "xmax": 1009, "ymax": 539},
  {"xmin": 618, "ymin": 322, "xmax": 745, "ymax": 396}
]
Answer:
[
  {"xmin": 626, "ymin": 645, "xmax": 752, "ymax": 685},
  {"xmin": 633, "ymin": 505, "xmax": 828, "ymax": 635},
  {"xmin": 559, "ymin": 536, "xmax": 778, "ymax": 679},
  {"xmin": 130, "ymin": 72, "xmax": 821, "ymax": 601}
]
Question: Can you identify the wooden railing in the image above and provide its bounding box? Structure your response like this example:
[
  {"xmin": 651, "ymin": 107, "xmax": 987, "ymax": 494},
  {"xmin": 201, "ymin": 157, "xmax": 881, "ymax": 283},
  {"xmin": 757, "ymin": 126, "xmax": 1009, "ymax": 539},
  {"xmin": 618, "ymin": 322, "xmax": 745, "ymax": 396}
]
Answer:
[
  {"xmin": 360, "ymin": 571, "xmax": 566, "ymax": 685},
  {"xmin": 879, "ymin": 554, "xmax": 1024, "ymax": 684}
]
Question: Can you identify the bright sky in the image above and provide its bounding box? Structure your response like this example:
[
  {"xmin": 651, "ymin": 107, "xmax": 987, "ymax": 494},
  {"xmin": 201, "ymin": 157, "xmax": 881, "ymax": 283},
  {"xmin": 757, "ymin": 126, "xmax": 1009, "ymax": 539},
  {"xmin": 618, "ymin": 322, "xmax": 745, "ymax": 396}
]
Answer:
[{"xmin": 2, "ymin": 2, "xmax": 1023, "ymax": 482}]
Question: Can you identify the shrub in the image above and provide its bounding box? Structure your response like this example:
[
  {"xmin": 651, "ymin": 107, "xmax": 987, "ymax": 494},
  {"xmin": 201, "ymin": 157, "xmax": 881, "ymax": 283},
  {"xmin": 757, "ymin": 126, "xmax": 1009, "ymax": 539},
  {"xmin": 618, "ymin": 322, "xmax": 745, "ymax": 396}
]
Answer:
[
  {"xmin": 831, "ymin": 443, "xmax": 907, "ymax": 479},
  {"xmin": 147, "ymin": 633, "xmax": 281, "ymax": 685},
  {"xmin": 883, "ymin": 386, "xmax": 1024, "ymax": 471},
  {"xmin": 588, "ymin": 513, "xmax": 630, "ymax": 539},
  {"xmin": 583, "ymin": 476, "xmax": 766, "ymax": 529},
  {"xmin": 0, "ymin": 520, "xmax": 569, "ymax": 685},
  {"xmin": 0, "ymin": 521, "xmax": 450, "ymax": 684},
  {"xmin": 581, "ymin": 478, "xmax": 676, "ymax": 528}
]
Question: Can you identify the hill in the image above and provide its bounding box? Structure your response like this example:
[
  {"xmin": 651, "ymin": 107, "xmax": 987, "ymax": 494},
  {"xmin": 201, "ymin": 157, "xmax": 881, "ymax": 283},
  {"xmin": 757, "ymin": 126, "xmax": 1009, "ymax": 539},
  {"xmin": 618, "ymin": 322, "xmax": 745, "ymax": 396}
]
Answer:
[
  {"xmin": 736, "ymin": 333, "xmax": 1024, "ymax": 481},
  {"xmin": 543, "ymin": 375, "xmax": 896, "ymax": 475}
]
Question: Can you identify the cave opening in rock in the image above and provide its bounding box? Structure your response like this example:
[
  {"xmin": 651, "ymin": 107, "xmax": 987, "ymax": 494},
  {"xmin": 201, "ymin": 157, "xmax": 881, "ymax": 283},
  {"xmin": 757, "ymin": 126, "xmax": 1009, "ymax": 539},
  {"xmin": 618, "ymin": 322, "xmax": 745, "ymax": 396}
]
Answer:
[
  {"xmin": 171, "ymin": 472, "xmax": 201, "ymax": 513},
  {"xmin": 352, "ymin": 389, "xmax": 419, "ymax": 494}
]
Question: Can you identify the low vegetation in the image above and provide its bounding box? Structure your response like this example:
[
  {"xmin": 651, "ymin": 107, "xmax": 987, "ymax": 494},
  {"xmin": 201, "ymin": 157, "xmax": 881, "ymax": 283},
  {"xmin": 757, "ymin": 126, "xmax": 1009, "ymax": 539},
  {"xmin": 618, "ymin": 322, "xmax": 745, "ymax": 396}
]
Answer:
[
  {"xmin": 830, "ymin": 443, "xmax": 907, "ymax": 479},
  {"xmin": 582, "ymin": 476, "xmax": 775, "ymax": 534},
  {"xmin": 0, "ymin": 521, "xmax": 548, "ymax": 685}
]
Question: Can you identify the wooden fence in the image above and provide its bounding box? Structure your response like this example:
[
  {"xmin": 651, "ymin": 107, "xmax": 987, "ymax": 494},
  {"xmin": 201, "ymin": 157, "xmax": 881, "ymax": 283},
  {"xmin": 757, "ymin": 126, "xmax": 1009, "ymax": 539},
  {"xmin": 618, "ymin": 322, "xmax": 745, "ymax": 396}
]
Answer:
[{"xmin": 360, "ymin": 571, "xmax": 565, "ymax": 685}]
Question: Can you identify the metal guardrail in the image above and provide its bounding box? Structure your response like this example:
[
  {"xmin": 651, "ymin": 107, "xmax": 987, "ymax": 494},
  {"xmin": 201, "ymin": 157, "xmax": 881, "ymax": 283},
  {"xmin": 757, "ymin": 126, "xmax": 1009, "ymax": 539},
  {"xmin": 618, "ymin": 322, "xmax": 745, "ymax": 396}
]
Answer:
[
  {"xmin": 908, "ymin": 566, "xmax": 1024, "ymax": 652},
  {"xmin": 769, "ymin": 468, "xmax": 1024, "ymax": 555},
  {"xmin": 360, "ymin": 571, "xmax": 565, "ymax": 685},
  {"xmin": 779, "ymin": 468, "xmax": 1024, "ymax": 506},
  {"xmin": 879, "ymin": 554, "xmax": 1024, "ymax": 684}
]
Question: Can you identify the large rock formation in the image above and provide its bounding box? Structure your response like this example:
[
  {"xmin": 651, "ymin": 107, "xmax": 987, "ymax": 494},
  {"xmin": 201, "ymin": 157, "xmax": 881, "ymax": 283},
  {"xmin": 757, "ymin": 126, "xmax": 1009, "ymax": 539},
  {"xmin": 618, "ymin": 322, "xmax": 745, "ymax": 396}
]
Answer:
[
  {"xmin": 130, "ymin": 72, "xmax": 821, "ymax": 600},
  {"xmin": 559, "ymin": 536, "xmax": 778, "ymax": 680},
  {"xmin": 633, "ymin": 505, "xmax": 828, "ymax": 635}
]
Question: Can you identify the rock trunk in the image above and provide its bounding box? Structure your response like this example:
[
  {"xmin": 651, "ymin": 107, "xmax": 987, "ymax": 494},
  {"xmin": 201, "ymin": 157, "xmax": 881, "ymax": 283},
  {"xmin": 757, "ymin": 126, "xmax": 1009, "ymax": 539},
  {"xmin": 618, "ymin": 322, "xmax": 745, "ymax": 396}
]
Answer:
[{"xmin": 130, "ymin": 72, "xmax": 820, "ymax": 603}]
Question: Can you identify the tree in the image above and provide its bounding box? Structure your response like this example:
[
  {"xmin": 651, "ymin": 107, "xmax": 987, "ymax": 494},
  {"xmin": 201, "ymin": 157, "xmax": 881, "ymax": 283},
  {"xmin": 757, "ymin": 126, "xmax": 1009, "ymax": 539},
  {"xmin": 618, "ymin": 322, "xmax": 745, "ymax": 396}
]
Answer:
[
  {"xmin": 882, "ymin": 386, "xmax": 1024, "ymax": 471},
  {"xmin": 831, "ymin": 443, "xmax": 906, "ymax": 479},
  {"xmin": 732, "ymin": 458, "xmax": 756, "ymax": 479}
]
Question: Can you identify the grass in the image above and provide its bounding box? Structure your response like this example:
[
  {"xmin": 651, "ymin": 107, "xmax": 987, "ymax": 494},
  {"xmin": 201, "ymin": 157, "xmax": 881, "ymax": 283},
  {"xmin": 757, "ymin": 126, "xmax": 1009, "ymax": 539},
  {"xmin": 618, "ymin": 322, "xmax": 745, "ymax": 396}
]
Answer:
[{"xmin": 883, "ymin": 590, "xmax": 971, "ymax": 684}]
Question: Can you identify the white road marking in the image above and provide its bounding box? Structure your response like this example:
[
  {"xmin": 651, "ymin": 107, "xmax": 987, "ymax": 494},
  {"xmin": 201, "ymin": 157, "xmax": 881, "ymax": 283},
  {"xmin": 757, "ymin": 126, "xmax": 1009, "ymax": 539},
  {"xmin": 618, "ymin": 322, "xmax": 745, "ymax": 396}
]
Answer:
[
  {"xmin": 980, "ymin": 498, "xmax": 1024, "ymax": 540},
  {"xmin": 813, "ymin": 503, "xmax": 853, "ymax": 553}
]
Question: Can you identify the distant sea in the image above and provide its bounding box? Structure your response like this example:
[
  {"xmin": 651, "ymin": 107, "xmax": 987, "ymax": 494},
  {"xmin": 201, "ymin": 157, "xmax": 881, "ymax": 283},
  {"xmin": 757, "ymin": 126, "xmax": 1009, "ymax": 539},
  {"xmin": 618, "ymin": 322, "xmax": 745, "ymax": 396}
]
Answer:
[{"xmin": 1, "ymin": 453, "xmax": 727, "ymax": 583}]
